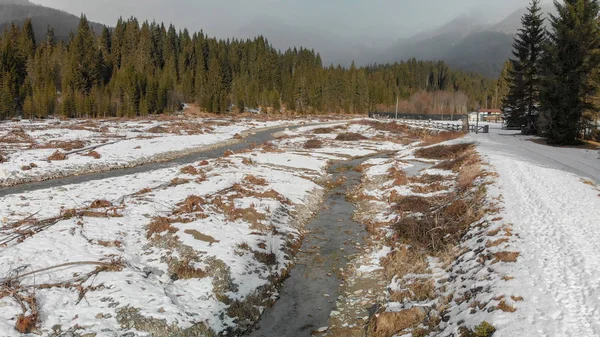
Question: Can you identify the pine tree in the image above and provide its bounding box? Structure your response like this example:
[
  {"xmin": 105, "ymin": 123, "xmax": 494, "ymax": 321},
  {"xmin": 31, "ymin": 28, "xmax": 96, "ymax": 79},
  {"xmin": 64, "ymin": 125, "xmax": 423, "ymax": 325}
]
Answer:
[
  {"xmin": 539, "ymin": 0, "xmax": 600, "ymax": 144},
  {"xmin": 503, "ymin": 0, "xmax": 545, "ymax": 133}
]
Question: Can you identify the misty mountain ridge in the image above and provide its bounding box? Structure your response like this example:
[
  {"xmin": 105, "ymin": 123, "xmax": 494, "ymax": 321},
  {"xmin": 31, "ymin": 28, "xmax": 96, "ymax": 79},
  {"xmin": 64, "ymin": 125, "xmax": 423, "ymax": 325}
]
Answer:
[
  {"xmin": 379, "ymin": 4, "xmax": 557, "ymax": 77},
  {"xmin": 1, "ymin": 1, "xmax": 556, "ymax": 78},
  {"xmin": 0, "ymin": 0, "xmax": 104, "ymax": 42}
]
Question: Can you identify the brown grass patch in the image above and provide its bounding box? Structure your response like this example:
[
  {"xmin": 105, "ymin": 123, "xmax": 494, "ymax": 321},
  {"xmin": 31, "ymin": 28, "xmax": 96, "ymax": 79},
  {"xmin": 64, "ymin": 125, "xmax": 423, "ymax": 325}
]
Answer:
[
  {"xmin": 47, "ymin": 150, "xmax": 67, "ymax": 161},
  {"xmin": 169, "ymin": 178, "xmax": 190, "ymax": 186},
  {"xmin": 511, "ymin": 296, "xmax": 524, "ymax": 302},
  {"xmin": 135, "ymin": 188, "xmax": 152, "ymax": 195},
  {"xmin": 147, "ymin": 216, "xmax": 178, "ymax": 238},
  {"xmin": 0, "ymin": 153, "xmax": 6, "ymax": 163},
  {"xmin": 233, "ymin": 133, "xmax": 243, "ymax": 140},
  {"xmin": 171, "ymin": 260, "xmax": 208, "ymax": 280},
  {"xmin": 493, "ymin": 251, "xmax": 520, "ymax": 263},
  {"xmin": 246, "ymin": 175, "xmax": 268, "ymax": 186},
  {"xmin": 382, "ymin": 245, "xmax": 429, "ymax": 279},
  {"xmin": 486, "ymin": 238, "xmax": 509, "ymax": 248},
  {"xmin": 82, "ymin": 150, "xmax": 101, "ymax": 159},
  {"xmin": 369, "ymin": 308, "xmax": 426, "ymax": 337},
  {"xmin": 223, "ymin": 150, "xmax": 234, "ymax": 157},
  {"xmin": 39, "ymin": 140, "xmax": 86, "ymax": 151},
  {"xmin": 335, "ymin": 132, "xmax": 367, "ymax": 141},
  {"xmin": 312, "ymin": 127, "xmax": 336, "ymax": 134},
  {"xmin": 415, "ymin": 143, "xmax": 474, "ymax": 160},
  {"xmin": 199, "ymin": 160, "xmax": 210, "ymax": 166},
  {"xmin": 180, "ymin": 165, "xmax": 200, "ymax": 175},
  {"xmin": 391, "ymin": 280, "xmax": 435, "ymax": 302},
  {"xmin": 458, "ymin": 164, "xmax": 483, "ymax": 190},
  {"xmin": 498, "ymin": 300, "xmax": 517, "ymax": 312},
  {"xmin": 90, "ymin": 200, "xmax": 112, "ymax": 208},
  {"xmin": 174, "ymin": 195, "xmax": 206, "ymax": 214},
  {"xmin": 356, "ymin": 120, "xmax": 409, "ymax": 134},
  {"xmin": 389, "ymin": 167, "xmax": 408, "ymax": 186},
  {"xmin": 0, "ymin": 128, "xmax": 34, "ymax": 143},
  {"xmin": 16, "ymin": 313, "xmax": 38, "ymax": 333},
  {"xmin": 304, "ymin": 139, "xmax": 323, "ymax": 149},
  {"xmin": 421, "ymin": 131, "xmax": 464, "ymax": 145},
  {"xmin": 582, "ymin": 179, "xmax": 597, "ymax": 187}
]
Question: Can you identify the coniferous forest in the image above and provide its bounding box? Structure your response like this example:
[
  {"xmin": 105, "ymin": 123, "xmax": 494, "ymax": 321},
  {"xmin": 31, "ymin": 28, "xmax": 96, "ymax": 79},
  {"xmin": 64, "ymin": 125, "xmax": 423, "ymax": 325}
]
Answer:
[{"xmin": 0, "ymin": 16, "xmax": 496, "ymax": 119}]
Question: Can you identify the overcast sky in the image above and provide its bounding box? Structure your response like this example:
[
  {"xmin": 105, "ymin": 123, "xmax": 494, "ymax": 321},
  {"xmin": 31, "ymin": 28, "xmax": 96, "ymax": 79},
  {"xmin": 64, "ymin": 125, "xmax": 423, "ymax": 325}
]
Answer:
[{"xmin": 30, "ymin": 0, "xmax": 539, "ymax": 40}]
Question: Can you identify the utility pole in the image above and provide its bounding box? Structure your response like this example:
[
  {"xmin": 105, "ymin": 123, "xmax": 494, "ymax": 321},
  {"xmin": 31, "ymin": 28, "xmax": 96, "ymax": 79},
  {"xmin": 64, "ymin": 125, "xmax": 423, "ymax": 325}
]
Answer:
[{"xmin": 395, "ymin": 95, "xmax": 399, "ymax": 120}]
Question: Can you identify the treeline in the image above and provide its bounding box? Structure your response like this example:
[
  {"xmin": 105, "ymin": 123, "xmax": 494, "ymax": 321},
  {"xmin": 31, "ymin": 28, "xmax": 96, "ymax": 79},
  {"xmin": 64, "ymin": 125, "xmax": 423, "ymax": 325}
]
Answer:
[
  {"xmin": 0, "ymin": 15, "xmax": 495, "ymax": 119},
  {"xmin": 503, "ymin": 0, "xmax": 600, "ymax": 144}
]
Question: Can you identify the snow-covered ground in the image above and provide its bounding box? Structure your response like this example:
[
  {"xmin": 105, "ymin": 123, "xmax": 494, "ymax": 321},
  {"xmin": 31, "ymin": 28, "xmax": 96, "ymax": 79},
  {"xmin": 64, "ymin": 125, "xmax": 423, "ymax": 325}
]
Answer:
[
  {"xmin": 0, "ymin": 119, "xmax": 411, "ymax": 336},
  {"xmin": 0, "ymin": 118, "xmax": 295, "ymax": 187},
  {"xmin": 468, "ymin": 126, "xmax": 600, "ymax": 336}
]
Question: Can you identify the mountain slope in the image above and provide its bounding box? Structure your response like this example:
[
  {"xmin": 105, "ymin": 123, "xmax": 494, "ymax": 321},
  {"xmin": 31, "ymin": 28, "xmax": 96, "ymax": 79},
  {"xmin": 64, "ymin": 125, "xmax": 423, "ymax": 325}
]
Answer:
[
  {"xmin": 379, "ymin": 5, "xmax": 558, "ymax": 78},
  {"xmin": 0, "ymin": 0, "xmax": 104, "ymax": 42}
]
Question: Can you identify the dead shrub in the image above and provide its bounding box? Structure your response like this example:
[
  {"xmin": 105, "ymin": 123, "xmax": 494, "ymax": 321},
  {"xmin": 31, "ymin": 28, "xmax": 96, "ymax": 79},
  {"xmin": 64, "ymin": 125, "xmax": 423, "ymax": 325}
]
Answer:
[
  {"xmin": 304, "ymin": 139, "xmax": 323, "ymax": 149},
  {"xmin": 147, "ymin": 216, "xmax": 178, "ymax": 238},
  {"xmin": 90, "ymin": 200, "xmax": 112, "ymax": 208},
  {"xmin": 48, "ymin": 150, "xmax": 67, "ymax": 161},
  {"xmin": 493, "ymin": 251, "xmax": 520, "ymax": 264},
  {"xmin": 335, "ymin": 132, "xmax": 368, "ymax": 141},
  {"xmin": 415, "ymin": 143, "xmax": 474, "ymax": 160},
  {"xmin": 394, "ymin": 189, "xmax": 486, "ymax": 251}
]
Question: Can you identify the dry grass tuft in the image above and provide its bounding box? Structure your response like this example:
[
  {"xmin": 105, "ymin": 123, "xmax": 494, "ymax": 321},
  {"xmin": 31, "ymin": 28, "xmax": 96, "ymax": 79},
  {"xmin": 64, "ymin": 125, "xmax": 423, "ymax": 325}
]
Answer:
[
  {"xmin": 246, "ymin": 175, "xmax": 268, "ymax": 186},
  {"xmin": 233, "ymin": 133, "xmax": 243, "ymax": 140},
  {"xmin": 90, "ymin": 200, "xmax": 112, "ymax": 208},
  {"xmin": 493, "ymin": 251, "xmax": 520, "ymax": 263},
  {"xmin": 335, "ymin": 132, "xmax": 368, "ymax": 141},
  {"xmin": 82, "ymin": 150, "xmax": 101, "ymax": 159},
  {"xmin": 312, "ymin": 127, "xmax": 336, "ymax": 134},
  {"xmin": 171, "ymin": 260, "xmax": 208, "ymax": 280},
  {"xmin": 0, "ymin": 153, "xmax": 7, "ymax": 163},
  {"xmin": 174, "ymin": 195, "xmax": 206, "ymax": 214},
  {"xmin": 135, "ymin": 187, "xmax": 152, "ymax": 195},
  {"xmin": 223, "ymin": 150, "xmax": 235, "ymax": 157},
  {"xmin": 356, "ymin": 120, "xmax": 409, "ymax": 134},
  {"xmin": 391, "ymin": 280, "xmax": 436, "ymax": 302},
  {"xmin": 421, "ymin": 131, "xmax": 464, "ymax": 145},
  {"xmin": 180, "ymin": 165, "xmax": 200, "ymax": 175},
  {"xmin": 147, "ymin": 216, "xmax": 178, "ymax": 238},
  {"xmin": 415, "ymin": 143, "xmax": 474, "ymax": 160},
  {"xmin": 0, "ymin": 128, "xmax": 34, "ymax": 144},
  {"xmin": 16, "ymin": 314, "xmax": 38, "ymax": 333},
  {"xmin": 458, "ymin": 164, "xmax": 483, "ymax": 190},
  {"xmin": 498, "ymin": 300, "xmax": 517, "ymax": 312},
  {"xmin": 199, "ymin": 160, "xmax": 210, "ymax": 166},
  {"xmin": 304, "ymin": 139, "xmax": 323, "ymax": 149},
  {"xmin": 48, "ymin": 150, "xmax": 67, "ymax": 161},
  {"xmin": 486, "ymin": 238, "xmax": 509, "ymax": 248},
  {"xmin": 169, "ymin": 178, "xmax": 190, "ymax": 186},
  {"xmin": 511, "ymin": 295, "xmax": 524, "ymax": 302},
  {"xmin": 369, "ymin": 308, "xmax": 426, "ymax": 337},
  {"xmin": 382, "ymin": 245, "xmax": 429, "ymax": 279}
]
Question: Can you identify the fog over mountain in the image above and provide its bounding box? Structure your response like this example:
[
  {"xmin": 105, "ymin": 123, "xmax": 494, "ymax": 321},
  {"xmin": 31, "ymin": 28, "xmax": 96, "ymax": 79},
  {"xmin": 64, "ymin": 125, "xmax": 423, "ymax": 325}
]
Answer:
[{"xmin": 4, "ymin": 0, "xmax": 556, "ymax": 77}]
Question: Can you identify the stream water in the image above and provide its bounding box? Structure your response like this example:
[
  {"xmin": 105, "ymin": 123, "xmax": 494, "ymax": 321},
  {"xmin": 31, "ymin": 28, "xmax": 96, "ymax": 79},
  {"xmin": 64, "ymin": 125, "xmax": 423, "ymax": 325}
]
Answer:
[{"xmin": 247, "ymin": 156, "xmax": 377, "ymax": 337}]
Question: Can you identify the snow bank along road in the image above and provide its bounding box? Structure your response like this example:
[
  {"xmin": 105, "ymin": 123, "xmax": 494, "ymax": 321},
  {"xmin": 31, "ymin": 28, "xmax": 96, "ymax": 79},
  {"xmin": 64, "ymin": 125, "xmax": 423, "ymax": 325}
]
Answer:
[{"xmin": 470, "ymin": 125, "xmax": 600, "ymax": 337}]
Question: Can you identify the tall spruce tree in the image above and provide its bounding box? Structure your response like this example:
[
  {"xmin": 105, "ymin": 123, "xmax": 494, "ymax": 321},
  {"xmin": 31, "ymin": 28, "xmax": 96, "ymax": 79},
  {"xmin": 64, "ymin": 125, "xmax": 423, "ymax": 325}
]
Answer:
[
  {"xmin": 503, "ymin": 0, "xmax": 545, "ymax": 133},
  {"xmin": 540, "ymin": 0, "xmax": 600, "ymax": 144}
]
